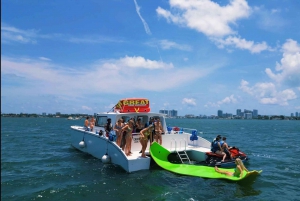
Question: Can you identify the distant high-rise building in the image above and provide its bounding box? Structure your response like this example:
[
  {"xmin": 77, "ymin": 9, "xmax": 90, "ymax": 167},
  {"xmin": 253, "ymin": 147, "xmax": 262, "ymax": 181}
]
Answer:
[
  {"xmin": 217, "ymin": 110, "xmax": 223, "ymax": 117},
  {"xmin": 296, "ymin": 112, "xmax": 299, "ymax": 117},
  {"xmin": 253, "ymin": 109, "xmax": 258, "ymax": 118},
  {"xmin": 244, "ymin": 109, "xmax": 252, "ymax": 114},
  {"xmin": 159, "ymin": 110, "xmax": 168, "ymax": 115},
  {"xmin": 42, "ymin": 112, "xmax": 46, "ymax": 116},
  {"xmin": 291, "ymin": 113, "xmax": 294, "ymax": 117},
  {"xmin": 169, "ymin": 110, "xmax": 178, "ymax": 117},
  {"xmin": 236, "ymin": 109, "xmax": 241, "ymax": 117},
  {"xmin": 245, "ymin": 113, "xmax": 252, "ymax": 119}
]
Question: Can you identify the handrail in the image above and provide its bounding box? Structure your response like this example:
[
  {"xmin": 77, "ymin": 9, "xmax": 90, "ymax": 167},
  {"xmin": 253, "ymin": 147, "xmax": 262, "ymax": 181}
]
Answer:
[
  {"xmin": 179, "ymin": 138, "xmax": 187, "ymax": 151},
  {"xmin": 170, "ymin": 138, "xmax": 176, "ymax": 151},
  {"xmin": 167, "ymin": 126, "xmax": 199, "ymax": 135}
]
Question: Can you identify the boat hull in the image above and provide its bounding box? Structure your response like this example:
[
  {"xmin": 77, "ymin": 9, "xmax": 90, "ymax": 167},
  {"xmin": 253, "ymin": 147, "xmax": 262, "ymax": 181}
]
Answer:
[{"xmin": 70, "ymin": 126, "xmax": 150, "ymax": 172}]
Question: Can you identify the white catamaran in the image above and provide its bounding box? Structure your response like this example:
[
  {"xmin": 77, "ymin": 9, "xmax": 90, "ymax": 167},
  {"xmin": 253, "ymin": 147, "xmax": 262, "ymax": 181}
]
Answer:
[{"xmin": 70, "ymin": 98, "xmax": 215, "ymax": 172}]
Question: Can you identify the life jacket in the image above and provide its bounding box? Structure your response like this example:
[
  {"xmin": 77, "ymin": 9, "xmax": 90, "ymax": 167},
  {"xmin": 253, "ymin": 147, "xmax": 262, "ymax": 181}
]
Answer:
[
  {"xmin": 211, "ymin": 141, "xmax": 220, "ymax": 152},
  {"xmin": 220, "ymin": 140, "xmax": 224, "ymax": 147}
]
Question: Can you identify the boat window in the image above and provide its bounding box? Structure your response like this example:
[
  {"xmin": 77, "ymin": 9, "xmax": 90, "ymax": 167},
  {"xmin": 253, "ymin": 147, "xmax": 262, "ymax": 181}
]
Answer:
[
  {"xmin": 95, "ymin": 116, "xmax": 107, "ymax": 127},
  {"xmin": 153, "ymin": 116, "xmax": 161, "ymax": 121},
  {"xmin": 121, "ymin": 116, "xmax": 131, "ymax": 123},
  {"xmin": 136, "ymin": 115, "xmax": 148, "ymax": 125}
]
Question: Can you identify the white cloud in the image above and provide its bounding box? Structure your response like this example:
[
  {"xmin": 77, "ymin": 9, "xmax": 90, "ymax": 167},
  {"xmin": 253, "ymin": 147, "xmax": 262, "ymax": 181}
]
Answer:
[
  {"xmin": 156, "ymin": 0, "xmax": 275, "ymax": 53},
  {"xmin": 146, "ymin": 39, "xmax": 192, "ymax": 52},
  {"xmin": 255, "ymin": 7, "xmax": 287, "ymax": 31},
  {"xmin": 133, "ymin": 0, "xmax": 152, "ymax": 35},
  {"xmin": 156, "ymin": 0, "xmax": 251, "ymax": 37},
  {"xmin": 159, "ymin": 39, "xmax": 192, "ymax": 51},
  {"xmin": 265, "ymin": 39, "xmax": 300, "ymax": 86},
  {"xmin": 204, "ymin": 94, "xmax": 237, "ymax": 108},
  {"xmin": 218, "ymin": 95, "xmax": 237, "ymax": 104},
  {"xmin": 117, "ymin": 55, "xmax": 173, "ymax": 69},
  {"xmin": 1, "ymin": 23, "xmax": 122, "ymax": 45},
  {"xmin": 1, "ymin": 24, "xmax": 38, "ymax": 44},
  {"xmin": 39, "ymin": 57, "xmax": 51, "ymax": 61},
  {"xmin": 1, "ymin": 55, "xmax": 209, "ymax": 97},
  {"xmin": 212, "ymin": 36, "xmax": 272, "ymax": 53},
  {"xmin": 182, "ymin": 98, "xmax": 196, "ymax": 106},
  {"xmin": 239, "ymin": 79, "xmax": 297, "ymax": 105}
]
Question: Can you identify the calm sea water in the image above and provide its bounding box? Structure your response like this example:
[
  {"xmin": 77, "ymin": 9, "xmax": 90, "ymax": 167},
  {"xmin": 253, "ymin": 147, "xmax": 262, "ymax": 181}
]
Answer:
[{"xmin": 1, "ymin": 117, "xmax": 300, "ymax": 201}]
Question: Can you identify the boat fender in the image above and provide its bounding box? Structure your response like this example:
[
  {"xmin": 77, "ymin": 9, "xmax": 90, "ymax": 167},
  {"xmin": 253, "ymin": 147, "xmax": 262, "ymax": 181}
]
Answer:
[
  {"xmin": 79, "ymin": 140, "xmax": 85, "ymax": 148},
  {"xmin": 101, "ymin": 154, "xmax": 110, "ymax": 163}
]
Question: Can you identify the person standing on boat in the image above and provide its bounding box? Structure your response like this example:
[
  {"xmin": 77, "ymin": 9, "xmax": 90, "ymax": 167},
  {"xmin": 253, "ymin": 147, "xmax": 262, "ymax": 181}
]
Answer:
[
  {"xmin": 139, "ymin": 125, "xmax": 154, "ymax": 158},
  {"xmin": 90, "ymin": 116, "xmax": 95, "ymax": 132},
  {"xmin": 114, "ymin": 118, "xmax": 124, "ymax": 147},
  {"xmin": 84, "ymin": 116, "xmax": 90, "ymax": 131},
  {"xmin": 154, "ymin": 117, "xmax": 164, "ymax": 145},
  {"xmin": 105, "ymin": 118, "xmax": 113, "ymax": 138},
  {"xmin": 144, "ymin": 117, "xmax": 155, "ymax": 143},
  {"xmin": 139, "ymin": 117, "xmax": 155, "ymax": 153},
  {"xmin": 121, "ymin": 119, "xmax": 134, "ymax": 156},
  {"xmin": 211, "ymin": 136, "xmax": 227, "ymax": 162}
]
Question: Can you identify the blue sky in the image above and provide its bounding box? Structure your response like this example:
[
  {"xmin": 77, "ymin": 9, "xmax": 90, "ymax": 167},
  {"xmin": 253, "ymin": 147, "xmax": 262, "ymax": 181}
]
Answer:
[{"xmin": 1, "ymin": 0, "xmax": 300, "ymax": 116}]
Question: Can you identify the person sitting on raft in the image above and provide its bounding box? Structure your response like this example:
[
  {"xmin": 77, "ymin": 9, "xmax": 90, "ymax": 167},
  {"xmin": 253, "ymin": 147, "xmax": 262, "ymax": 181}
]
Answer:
[
  {"xmin": 215, "ymin": 158, "xmax": 249, "ymax": 178},
  {"xmin": 211, "ymin": 136, "xmax": 227, "ymax": 162}
]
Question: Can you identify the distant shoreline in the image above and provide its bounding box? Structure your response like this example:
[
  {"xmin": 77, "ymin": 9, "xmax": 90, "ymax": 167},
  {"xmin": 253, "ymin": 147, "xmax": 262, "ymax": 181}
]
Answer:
[{"xmin": 1, "ymin": 115, "xmax": 299, "ymax": 120}]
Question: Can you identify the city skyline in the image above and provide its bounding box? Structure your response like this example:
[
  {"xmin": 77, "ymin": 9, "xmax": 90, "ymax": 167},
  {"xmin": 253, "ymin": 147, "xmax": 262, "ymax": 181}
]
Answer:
[{"xmin": 2, "ymin": 0, "xmax": 300, "ymax": 116}]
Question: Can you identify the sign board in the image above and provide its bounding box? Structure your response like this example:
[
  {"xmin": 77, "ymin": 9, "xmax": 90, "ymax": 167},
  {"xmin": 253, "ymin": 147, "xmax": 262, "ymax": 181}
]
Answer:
[{"xmin": 114, "ymin": 98, "xmax": 150, "ymax": 113}]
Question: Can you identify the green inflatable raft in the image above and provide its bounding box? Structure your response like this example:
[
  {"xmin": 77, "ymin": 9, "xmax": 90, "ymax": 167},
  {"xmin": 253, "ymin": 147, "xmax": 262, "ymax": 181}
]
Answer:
[{"xmin": 150, "ymin": 142, "xmax": 262, "ymax": 181}]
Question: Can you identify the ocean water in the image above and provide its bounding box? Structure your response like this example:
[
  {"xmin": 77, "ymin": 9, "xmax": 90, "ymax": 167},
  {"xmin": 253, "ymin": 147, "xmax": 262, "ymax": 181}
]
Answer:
[{"xmin": 1, "ymin": 117, "xmax": 300, "ymax": 201}]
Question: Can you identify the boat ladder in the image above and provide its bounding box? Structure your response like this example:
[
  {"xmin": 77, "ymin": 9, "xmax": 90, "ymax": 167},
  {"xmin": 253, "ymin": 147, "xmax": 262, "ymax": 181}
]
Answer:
[{"xmin": 176, "ymin": 150, "xmax": 191, "ymax": 164}]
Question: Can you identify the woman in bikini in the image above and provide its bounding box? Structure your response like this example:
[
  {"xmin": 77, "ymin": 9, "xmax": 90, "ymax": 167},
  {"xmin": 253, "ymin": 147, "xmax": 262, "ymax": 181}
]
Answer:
[
  {"xmin": 114, "ymin": 118, "xmax": 124, "ymax": 147},
  {"xmin": 154, "ymin": 118, "xmax": 164, "ymax": 145},
  {"xmin": 214, "ymin": 158, "xmax": 249, "ymax": 178},
  {"xmin": 139, "ymin": 125, "xmax": 154, "ymax": 158},
  {"xmin": 121, "ymin": 120, "xmax": 134, "ymax": 156}
]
